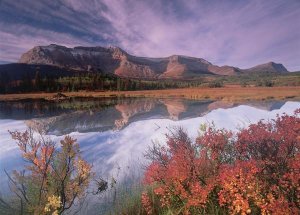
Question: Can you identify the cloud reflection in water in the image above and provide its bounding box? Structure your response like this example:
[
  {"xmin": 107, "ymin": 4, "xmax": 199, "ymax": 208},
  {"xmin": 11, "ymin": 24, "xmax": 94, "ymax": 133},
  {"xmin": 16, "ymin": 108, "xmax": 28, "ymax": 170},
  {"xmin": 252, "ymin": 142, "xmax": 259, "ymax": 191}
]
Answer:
[{"xmin": 0, "ymin": 101, "xmax": 299, "ymax": 192}]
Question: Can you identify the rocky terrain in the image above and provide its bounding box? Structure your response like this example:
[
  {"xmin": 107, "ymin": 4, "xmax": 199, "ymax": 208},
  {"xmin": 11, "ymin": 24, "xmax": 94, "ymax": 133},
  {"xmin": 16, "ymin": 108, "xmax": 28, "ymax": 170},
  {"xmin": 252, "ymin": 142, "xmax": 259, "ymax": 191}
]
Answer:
[{"xmin": 17, "ymin": 44, "xmax": 288, "ymax": 79}]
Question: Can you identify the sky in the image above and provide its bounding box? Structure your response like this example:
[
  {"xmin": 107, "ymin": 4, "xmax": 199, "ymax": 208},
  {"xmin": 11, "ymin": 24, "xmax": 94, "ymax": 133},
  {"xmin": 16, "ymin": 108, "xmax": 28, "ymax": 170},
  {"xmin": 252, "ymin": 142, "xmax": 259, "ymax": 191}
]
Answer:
[{"xmin": 0, "ymin": 0, "xmax": 300, "ymax": 71}]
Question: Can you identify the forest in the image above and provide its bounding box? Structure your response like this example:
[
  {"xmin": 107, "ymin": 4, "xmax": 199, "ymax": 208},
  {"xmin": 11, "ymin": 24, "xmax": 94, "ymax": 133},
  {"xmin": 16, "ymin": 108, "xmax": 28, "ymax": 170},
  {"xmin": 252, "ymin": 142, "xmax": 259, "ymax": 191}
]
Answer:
[
  {"xmin": 1, "ymin": 71, "xmax": 300, "ymax": 94},
  {"xmin": 0, "ymin": 71, "xmax": 206, "ymax": 93}
]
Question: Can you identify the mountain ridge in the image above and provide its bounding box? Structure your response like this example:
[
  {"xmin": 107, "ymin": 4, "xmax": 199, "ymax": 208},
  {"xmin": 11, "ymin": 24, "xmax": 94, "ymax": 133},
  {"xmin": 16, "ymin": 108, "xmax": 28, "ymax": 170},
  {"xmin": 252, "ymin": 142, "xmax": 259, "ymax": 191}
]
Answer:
[{"xmin": 18, "ymin": 44, "xmax": 289, "ymax": 79}]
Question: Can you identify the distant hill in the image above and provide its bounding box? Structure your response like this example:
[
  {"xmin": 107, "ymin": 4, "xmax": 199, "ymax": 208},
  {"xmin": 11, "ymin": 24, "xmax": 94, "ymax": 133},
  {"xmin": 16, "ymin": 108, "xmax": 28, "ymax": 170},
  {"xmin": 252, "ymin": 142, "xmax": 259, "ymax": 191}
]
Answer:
[
  {"xmin": 13, "ymin": 44, "xmax": 288, "ymax": 79},
  {"xmin": 243, "ymin": 62, "xmax": 288, "ymax": 73}
]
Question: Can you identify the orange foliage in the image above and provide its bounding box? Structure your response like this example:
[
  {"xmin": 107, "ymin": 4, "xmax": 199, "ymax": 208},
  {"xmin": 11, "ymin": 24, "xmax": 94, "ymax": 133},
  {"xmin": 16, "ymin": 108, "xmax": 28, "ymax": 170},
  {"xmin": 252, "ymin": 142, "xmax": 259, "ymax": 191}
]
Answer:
[
  {"xmin": 7, "ymin": 129, "xmax": 92, "ymax": 214},
  {"xmin": 142, "ymin": 109, "xmax": 300, "ymax": 214}
]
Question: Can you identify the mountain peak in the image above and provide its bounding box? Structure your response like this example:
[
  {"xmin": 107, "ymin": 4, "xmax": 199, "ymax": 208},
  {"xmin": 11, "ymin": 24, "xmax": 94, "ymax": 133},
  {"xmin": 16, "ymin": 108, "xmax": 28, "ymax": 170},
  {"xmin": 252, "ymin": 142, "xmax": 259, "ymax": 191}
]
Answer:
[
  {"xmin": 18, "ymin": 44, "xmax": 289, "ymax": 79},
  {"xmin": 108, "ymin": 46, "xmax": 128, "ymax": 58},
  {"xmin": 244, "ymin": 61, "xmax": 288, "ymax": 73},
  {"xmin": 48, "ymin": 43, "xmax": 66, "ymax": 48},
  {"xmin": 40, "ymin": 44, "xmax": 69, "ymax": 51},
  {"xmin": 108, "ymin": 45, "xmax": 124, "ymax": 51},
  {"xmin": 266, "ymin": 61, "xmax": 279, "ymax": 66}
]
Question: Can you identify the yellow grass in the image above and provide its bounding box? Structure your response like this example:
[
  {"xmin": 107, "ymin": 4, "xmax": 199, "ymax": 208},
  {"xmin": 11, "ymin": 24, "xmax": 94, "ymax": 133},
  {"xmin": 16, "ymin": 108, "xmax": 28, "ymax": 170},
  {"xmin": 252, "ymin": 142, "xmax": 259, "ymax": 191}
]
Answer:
[{"xmin": 0, "ymin": 85, "xmax": 300, "ymax": 102}]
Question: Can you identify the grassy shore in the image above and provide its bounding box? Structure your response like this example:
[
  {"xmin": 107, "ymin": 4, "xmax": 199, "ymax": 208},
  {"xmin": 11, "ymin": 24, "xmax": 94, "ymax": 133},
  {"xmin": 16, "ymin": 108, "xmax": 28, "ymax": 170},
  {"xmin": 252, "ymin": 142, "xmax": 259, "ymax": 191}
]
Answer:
[{"xmin": 0, "ymin": 85, "xmax": 300, "ymax": 102}]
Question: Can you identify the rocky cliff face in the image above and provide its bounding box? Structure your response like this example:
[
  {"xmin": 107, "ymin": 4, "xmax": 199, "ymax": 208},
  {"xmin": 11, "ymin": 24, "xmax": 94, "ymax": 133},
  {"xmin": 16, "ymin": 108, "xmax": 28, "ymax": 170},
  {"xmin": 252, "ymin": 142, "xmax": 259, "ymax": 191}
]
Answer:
[
  {"xmin": 19, "ymin": 44, "xmax": 288, "ymax": 79},
  {"xmin": 19, "ymin": 44, "xmax": 121, "ymax": 72}
]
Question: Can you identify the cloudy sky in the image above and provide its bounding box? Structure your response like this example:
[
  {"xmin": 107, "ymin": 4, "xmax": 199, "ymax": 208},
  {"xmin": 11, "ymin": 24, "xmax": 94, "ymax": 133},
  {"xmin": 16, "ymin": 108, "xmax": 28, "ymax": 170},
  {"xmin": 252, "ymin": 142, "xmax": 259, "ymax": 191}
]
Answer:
[{"xmin": 0, "ymin": 0, "xmax": 299, "ymax": 71}]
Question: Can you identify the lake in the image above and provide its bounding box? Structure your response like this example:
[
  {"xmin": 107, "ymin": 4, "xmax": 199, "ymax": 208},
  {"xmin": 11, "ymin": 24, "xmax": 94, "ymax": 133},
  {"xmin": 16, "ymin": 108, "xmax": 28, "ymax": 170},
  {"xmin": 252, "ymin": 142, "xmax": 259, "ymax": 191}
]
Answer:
[{"xmin": 0, "ymin": 97, "xmax": 299, "ymax": 214}]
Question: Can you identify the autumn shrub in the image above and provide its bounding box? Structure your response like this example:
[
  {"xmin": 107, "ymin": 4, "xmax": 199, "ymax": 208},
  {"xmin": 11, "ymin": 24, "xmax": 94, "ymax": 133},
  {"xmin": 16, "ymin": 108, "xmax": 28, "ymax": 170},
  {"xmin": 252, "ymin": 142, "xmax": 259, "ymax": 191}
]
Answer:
[
  {"xmin": 142, "ymin": 109, "xmax": 300, "ymax": 214},
  {"xmin": 3, "ymin": 129, "xmax": 92, "ymax": 215}
]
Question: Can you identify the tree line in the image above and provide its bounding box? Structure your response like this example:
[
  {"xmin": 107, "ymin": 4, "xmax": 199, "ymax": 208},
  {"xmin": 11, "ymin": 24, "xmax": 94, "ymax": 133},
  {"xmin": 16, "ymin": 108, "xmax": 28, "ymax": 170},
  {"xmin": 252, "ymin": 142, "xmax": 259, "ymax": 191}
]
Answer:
[{"xmin": 0, "ymin": 70, "xmax": 205, "ymax": 94}]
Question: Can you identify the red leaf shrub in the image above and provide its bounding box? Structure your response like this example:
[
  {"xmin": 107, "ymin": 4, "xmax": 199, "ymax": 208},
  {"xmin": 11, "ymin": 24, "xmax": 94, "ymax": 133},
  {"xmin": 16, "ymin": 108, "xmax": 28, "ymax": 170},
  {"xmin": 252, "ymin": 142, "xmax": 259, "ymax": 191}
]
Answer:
[{"xmin": 142, "ymin": 109, "xmax": 300, "ymax": 214}]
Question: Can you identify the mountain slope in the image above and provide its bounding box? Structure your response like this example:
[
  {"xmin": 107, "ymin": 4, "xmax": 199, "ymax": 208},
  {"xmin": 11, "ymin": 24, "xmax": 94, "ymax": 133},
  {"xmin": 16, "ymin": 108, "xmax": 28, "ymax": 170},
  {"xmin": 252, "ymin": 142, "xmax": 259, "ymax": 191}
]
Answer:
[
  {"xmin": 18, "ymin": 44, "xmax": 289, "ymax": 79},
  {"xmin": 242, "ymin": 62, "xmax": 288, "ymax": 73}
]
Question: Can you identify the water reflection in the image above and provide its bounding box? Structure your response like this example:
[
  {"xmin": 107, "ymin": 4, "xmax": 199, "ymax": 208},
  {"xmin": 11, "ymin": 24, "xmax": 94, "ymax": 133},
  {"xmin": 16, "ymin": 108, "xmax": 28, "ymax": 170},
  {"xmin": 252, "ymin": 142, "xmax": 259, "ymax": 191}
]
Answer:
[
  {"xmin": 0, "ymin": 98, "xmax": 298, "ymax": 214},
  {"xmin": 0, "ymin": 98, "xmax": 287, "ymax": 135}
]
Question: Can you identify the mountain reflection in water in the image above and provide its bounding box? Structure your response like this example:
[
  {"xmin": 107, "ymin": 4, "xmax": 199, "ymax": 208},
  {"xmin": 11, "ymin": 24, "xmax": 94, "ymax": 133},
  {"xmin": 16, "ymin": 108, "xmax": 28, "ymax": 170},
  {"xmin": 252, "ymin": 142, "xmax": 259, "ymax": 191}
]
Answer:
[
  {"xmin": 0, "ymin": 98, "xmax": 287, "ymax": 135},
  {"xmin": 0, "ymin": 98, "xmax": 299, "ymax": 214}
]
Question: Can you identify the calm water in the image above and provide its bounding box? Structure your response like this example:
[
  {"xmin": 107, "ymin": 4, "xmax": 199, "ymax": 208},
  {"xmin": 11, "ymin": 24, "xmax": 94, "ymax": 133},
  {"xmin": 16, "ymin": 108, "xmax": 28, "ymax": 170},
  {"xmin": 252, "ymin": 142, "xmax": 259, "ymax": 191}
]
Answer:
[{"xmin": 0, "ymin": 98, "xmax": 299, "ymax": 214}]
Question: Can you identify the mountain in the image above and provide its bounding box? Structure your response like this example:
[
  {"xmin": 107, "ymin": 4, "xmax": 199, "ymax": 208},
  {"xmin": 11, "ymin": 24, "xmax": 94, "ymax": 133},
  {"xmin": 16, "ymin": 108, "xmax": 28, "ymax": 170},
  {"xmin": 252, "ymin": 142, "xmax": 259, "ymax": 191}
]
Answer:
[
  {"xmin": 19, "ymin": 44, "xmax": 217, "ymax": 78},
  {"xmin": 243, "ymin": 62, "xmax": 288, "ymax": 73},
  {"xmin": 15, "ymin": 44, "xmax": 288, "ymax": 79}
]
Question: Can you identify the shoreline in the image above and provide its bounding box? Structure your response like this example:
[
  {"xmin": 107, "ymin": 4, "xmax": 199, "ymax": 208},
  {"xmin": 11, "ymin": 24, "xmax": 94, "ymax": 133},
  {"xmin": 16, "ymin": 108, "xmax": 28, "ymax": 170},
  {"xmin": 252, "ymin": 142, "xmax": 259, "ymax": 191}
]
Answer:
[{"xmin": 0, "ymin": 86, "xmax": 300, "ymax": 102}]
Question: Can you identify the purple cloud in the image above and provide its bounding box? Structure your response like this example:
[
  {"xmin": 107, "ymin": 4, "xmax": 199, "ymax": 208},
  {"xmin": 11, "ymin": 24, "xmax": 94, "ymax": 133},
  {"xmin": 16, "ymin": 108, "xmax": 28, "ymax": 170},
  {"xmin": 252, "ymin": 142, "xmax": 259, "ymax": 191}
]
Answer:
[{"xmin": 0, "ymin": 0, "xmax": 299, "ymax": 71}]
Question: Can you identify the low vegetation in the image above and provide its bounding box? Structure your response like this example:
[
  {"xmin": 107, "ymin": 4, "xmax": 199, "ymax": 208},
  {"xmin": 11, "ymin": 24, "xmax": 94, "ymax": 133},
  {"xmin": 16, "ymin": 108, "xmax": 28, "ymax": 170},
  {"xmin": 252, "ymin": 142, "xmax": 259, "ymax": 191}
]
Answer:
[
  {"xmin": 1, "ymin": 129, "xmax": 92, "ymax": 214},
  {"xmin": 141, "ymin": 109, "xmax": 300, "ymax": 214},
  {"xmin": 208, "ymin": 80, "xmax": 224, "ymax": 88},
  {"xmin": 218, "ymin": 71, "xmax": 300, "ymax": 87},
  {"xmin": 1, "ymin": 109, "xmax": 299, "ymax": 214},
  {"xmin": 1, "ymin": 86, "xmax": 300, "ymax": 102}
]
